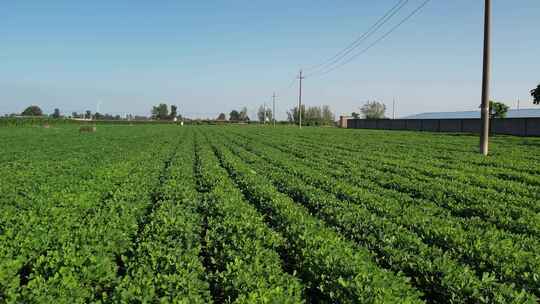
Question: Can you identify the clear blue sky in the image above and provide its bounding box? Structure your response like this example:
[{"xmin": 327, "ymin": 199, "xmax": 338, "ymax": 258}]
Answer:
[{"xmin": 1, "ymin": 0, "xmax": 539, "ymax": 119}]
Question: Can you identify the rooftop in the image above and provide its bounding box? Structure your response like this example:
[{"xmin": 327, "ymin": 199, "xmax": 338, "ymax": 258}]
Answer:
[{"xmin": 405, "ymin": 109, "xmax": 540, "ymax": 119}]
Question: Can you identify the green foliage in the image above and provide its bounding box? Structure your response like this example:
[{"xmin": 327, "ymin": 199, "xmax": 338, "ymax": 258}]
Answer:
[
  {"xmin": 216, "ymin": 128, "xmax": 539, "ymax": 302},
  {"xmin": 195, "ymin": 138, "xmax": 304, "ymax": 303},
  {"xmin": 212, "ymin": 137, "xmax": 424, "ymax": 303},
  {"xmin": 51, "ymin": 108, "xmax": 61, "ymax": 118},
  {"xmin": 151, "ymin": 103, "xmax": 169, "ymax": 120},
  {"xmin": 531, "ymin": 83, "xmax": 540, "ymax": 104},
  {"xmin": 360, "ymin": 101, "xmax": 386, "ymax": 119},
  {"xmin": 217, "ymin": 113, "xmax": 226, "ymax": 120},
  {"xmin": 21, "ymin": 105, "xmax": 43, "ymax": 116},
  {"xmin": 229, "ymin": 108, "xmax": 250, "ymax": 122},
  {"xmin": 229, "ymin": 110, "xmax": 240, "ymax": 121},
  {"xmin": 490, "ymin": 100, "xmax": 510, "ymax": 119},
  {"xmin": 287, "ymin": 105, "xmax": 335, "ymax": 126},
  {"xmin": 2, "ymin": 125, "xmax": 540, "ymax": 303},
  {"xmin": 170, "ymin": 104, "xmax": 178, "ymax": 119}
]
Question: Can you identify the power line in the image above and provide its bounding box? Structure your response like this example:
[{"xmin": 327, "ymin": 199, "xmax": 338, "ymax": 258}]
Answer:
[
  {"xmin": 304, "ymin": 0, "xmax": 410, "ymax": 74},
  {"xmin": 277, "ymin": 76, "xmax": 297, "ymax": 95},
  {"xmin": 306, "ymin": 0, "xmax": 432, "ymax": 79}
]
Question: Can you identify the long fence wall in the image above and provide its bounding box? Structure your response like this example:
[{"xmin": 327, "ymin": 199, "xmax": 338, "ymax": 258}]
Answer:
[{"xmin": 346, "ymin": 118, "xmax": 540, "ymax": 137}]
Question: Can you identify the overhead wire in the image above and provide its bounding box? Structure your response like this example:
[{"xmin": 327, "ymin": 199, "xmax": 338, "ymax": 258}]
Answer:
[
  {"xmin": 305, "ymin": 0, "xmax": 432, "ymax": 79},
  {"xmin": 303, "ymin": 0, "xmax": 410, "ymax": 74}
]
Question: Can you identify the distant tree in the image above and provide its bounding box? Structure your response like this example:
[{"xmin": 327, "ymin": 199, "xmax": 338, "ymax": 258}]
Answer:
[
  {"xmin": 239, "ymin": 107, "xmax": 250, "ymax": 122},
  {"xmin": 170, "ymin": 105, "xmax": 178, "ymax": 120},
  {"xmin": 72, "ymin": 112, "xmax": 79, "ymax": 118},
  {"xmin": 360, "ymin": 101, "xmax": 386, "ymax": 119},
  {"xmin": 21, "ymin": 105, "xmax": 43, "ymax": 116},
  {"xmin": 257, "ymin": 106, "xmax": 272, "ymax": 123},
  {"xmin": 51, "ymin": 108, "xmax": 61, "ymax": 118},
  {"xmin": 287, "ymin": 105, "xmax": 305, "ymax": 124},
  {"xmin": 229, "ymin": 110, "xmax": 240, "ymax": 121},
  {"xmin": 532, "ymin": 83, "xmax": 540, "ymax": 105},
  {"xmin": 351, "ymin": 112, "xmax": 360, "ymax": 119},
  {"xmin": 152, "ymin": 103, "xmax": 169, "ymax": 120},
  {"xmin": 322, "ymin": 105, "xmax": 335, "ymax": 125},
  {"xmin": 217, "ymin": 113, "xmax": 227, "ymax": 121},
  {"xmin": 489, "ymin": 101, "xmax": 509, "ymax": 119},
  {"xmin": 85, "ymin": 110, "xmax": 92, "ymax": 119},
  {"xmin": 305, "ymin": 106, "xmax": 322, "ymax": 126}
]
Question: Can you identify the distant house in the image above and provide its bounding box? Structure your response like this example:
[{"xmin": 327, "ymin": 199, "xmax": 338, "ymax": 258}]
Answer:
[
  {"xmin": 405, "ymin": 109, "xmax": 540, "ymax": 119},
  {"xmin": 339, "ymin": 116, "xmax": 353, "ymax": 128}
]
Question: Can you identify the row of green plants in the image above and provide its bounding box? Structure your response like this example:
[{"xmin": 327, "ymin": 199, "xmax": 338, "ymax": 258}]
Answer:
[
  {"xmin": 264, "ymin": 131, "xmax": 540, "ymax": 238},
  {"xmin": 291, "ymin": 130, "xmax": 540, "ymax": 204},
  {"xmin": 213, "ymin": 130, "xmax": 537, "ymax": 303},
  {"xmin": 270, "ymin": 131, "xmax": 540, "ymax": 245},
  {"xmin": 112, "ymin": 130, "xmax": 212, "ymax": 303},
  {"xmin": 294, "ymin": 133, "xmax": 540, "ymax": 221},
  {"xmin": 231, "ymin": 128, "xmax": 539, "ymax": 246},
  {"xmin": 207, "ymin": 133, "xmax": 425, "ymax": 303},
  {"xmin": 267, "ymin": 127, "xmax": 540, "ymax": 205},
  {"xmin": 216, "ymin": 128, "xmax": 540, "ymax": 298},
  {"xmin": 0, "ymin": 126, "xmax": 182, "ymax": 302},
  {"xmin": 296, "ymin": 128, "xmax": 540, "ymax": 183},
  {"xmin": 194, "ymin": 132, "xmax": 304, "ymax": 303}
]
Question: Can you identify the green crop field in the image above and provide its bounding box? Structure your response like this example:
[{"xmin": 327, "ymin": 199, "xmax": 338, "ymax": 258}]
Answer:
[{"xmin": 1, "ymin": 125, "xmax": 539, "ymax": 303}]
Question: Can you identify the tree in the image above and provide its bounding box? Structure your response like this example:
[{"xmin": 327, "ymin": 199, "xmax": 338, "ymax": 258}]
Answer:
[
  {"xmin": 257, "ymin": 106, "xmax": 272, "ymax": 123},
  {"xmin": 170, "ymin": 105, "xmax": 178, "ymax": 120},
  {"xmin": 305, "ymin": 106, "xmax": 322, "ymax": 126},
  {"xmin": 532, "ymin": 83, "xmax": 540, "ymax": 105},
  {"xmin": 52, "ymin": 108, "xmax": 61, "ymax": 118},
  {"xmin": 489, "ymin": 101, "xmax": 509, "ymax": 119},
  {"xmin": 217, "ymin": 113, "xmax": 226, "ymax": 121},
  {"xmin": 360, "ymin": 101, "xmax": 386, "ymax": 119},
  {"xmin": 85, "ymin": 110, "xmax": 92, "ymax": 119},
  {"xmin": 229, "ymin": 110, "xmax": 240, "ymax": 121},
  {"xmin": 21, "ymin": 105, "xmax": 43, "ymax": 116},
  {"xmin": 287, "ymin": 105, "xmax": 305, "ymax": 124},
  {"xmin": 322, "ymin": 105, "xmax": 335, "ymax": 125},
  {"xmin": 239, "ymin": 107, "xmax": 250, "ymax": 122},
  {"xmin": 351, "ymin": 112, "xmax": 360, "ymax": 119},
  {"xmin": 152, "ymin": 103, "xmax": 169, "ymax": 120}
]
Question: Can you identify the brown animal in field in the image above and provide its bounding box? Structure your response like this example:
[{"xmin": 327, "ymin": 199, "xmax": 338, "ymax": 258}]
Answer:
[{"xmin": 79, "ymin": 126, "xmax": 96, "ymax": 133}]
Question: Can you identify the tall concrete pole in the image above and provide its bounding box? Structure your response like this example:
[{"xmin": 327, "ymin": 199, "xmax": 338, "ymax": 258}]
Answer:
[
  {"xmin": 298, "ymin": 70, "xmax": 304, "ymax": 128},
  {"xmin": 272, "ymin": 92, "xmax": 277, "ymax": 128},
  {"xmin": 479, "ymin": 0, "xmax": 491, "ymax": 156}
]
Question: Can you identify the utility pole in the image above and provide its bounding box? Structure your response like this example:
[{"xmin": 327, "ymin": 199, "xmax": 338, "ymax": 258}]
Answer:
[
  {"xmin": 392, "ymin": 98, "xmax": 396, "ymax": 120},
  {"xmin": 298, "ymin": 69, "xmax": 304, "ymax": 128},
  {"xmin": 479, "ymin": 0, "xmax": 491, "ymax": 156},
  {"xmin": 272, "ymin": 92, "xmax": 277, "ymax": 128},
  {"xmin": 517, "ymin": 98, "xmax": 520, "ymax": 111},
  {"xmin": 263, "ymin": 103, "xmax": 267, "ymax": 125}
]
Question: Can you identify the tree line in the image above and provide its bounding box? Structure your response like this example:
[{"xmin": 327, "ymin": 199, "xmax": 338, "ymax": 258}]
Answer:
[
  {"xmin": 8, "ymin": 82, "xmax": 539, "ymax": 122},
  {"xmin": 286, "ymin": 105, "xmax": 335, "ymax": 126},
  {"xmin": 214, "ymin": 105, "xmax": 336, "ymax": 126}
]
